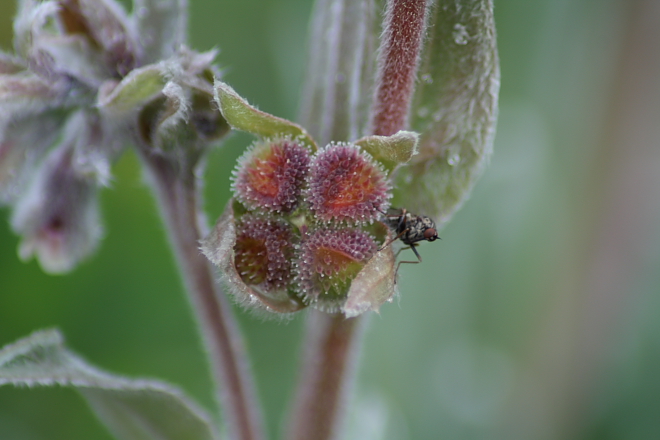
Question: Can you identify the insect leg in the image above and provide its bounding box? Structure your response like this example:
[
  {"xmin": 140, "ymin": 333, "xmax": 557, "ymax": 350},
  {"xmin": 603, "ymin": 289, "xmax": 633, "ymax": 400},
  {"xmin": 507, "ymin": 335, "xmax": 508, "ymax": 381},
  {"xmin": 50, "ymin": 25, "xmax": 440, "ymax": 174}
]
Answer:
[
  {"xmin": 410, "ymin": 243, "xmax": 422, "ymax": 263},
  {"xmin": 393, "ymin": 244, "xmax": 421, "ymax": 284},
  {"xmin": 378, "ymin": 228, "xmax": 410, "ymax": 252},
  {"xmin": 394, "ymin": 259, "xmax": 420, "ymax": 283}
]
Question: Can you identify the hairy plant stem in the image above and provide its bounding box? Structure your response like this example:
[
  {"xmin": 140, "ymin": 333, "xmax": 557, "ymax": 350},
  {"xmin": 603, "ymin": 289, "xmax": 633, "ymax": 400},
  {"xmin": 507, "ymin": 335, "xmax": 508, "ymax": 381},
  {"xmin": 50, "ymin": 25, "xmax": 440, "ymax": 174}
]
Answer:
[
  {"xmin": 287, "ymin": 1, "xmax": 429, "ymax": 438},
  {"xmin": 287, "ymin": 312, "xmax": 364, "ymax": 440},
  {"xmin": 370, "ymin": 0, "xmax": 429, "ymax": 136},
  {"xmin": 138, "ymin": 150, "xmax": 264, "ymax": 440}
]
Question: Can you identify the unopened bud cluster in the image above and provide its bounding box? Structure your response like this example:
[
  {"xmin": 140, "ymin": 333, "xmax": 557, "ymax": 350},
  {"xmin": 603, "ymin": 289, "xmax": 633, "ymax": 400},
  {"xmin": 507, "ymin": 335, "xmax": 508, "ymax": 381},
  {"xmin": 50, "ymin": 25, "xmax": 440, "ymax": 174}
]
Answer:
[
  {"xmin": 1, "ymin": 0, "xmax": 226, "ymax": 273},
  {"xmin": 230, "ymin": 137, "xmax": 391, "ymax": 312}
]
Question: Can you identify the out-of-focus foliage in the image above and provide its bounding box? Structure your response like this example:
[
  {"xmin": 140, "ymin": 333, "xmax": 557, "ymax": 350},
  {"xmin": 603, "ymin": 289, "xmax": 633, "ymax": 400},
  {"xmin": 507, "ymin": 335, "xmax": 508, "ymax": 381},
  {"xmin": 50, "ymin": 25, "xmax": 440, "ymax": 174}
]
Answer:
[
  {"xmin": 392, "ymin": 0, "xmax": 499, "ymax": 229},
  {"xmin": 1, "ymin": 1, "xmax": 659, "ymax": 440},
  {"xmin": 0, "ymin": 330, "xmax": 219, "ymax": 440}
]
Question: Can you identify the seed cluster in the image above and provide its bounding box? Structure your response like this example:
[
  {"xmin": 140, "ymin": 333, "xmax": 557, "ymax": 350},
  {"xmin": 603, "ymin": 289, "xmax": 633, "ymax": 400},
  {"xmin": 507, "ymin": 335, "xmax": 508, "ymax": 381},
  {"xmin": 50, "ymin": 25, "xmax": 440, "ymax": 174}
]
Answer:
[
  {"xmin": 294, "ymin": 228, "xmax": 377, "ymax": 303},
  {"xmin": 232, "ymin": 138, "xmax": 311, "ymax": 212},
  {"xmin": 231, "ymin": 137, "xmax": 390, "ymax": 308},
  {"xmin": 233, "ymin": 215, "xmax": 293, "ymax": 292},
  {"xmin": 307, "ymin": 144, "xmax": 391, "ymax": 223}
]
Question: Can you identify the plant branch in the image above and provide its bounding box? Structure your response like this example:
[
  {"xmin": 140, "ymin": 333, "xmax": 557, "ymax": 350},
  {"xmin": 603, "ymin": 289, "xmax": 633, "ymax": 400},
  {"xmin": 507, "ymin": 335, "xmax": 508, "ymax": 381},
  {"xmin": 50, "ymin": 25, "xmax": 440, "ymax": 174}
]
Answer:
[
  {"xmin": 370, "ymin": 0, "xmax": 429, "ymax": 136},
  {"xmin": 138, "ymin": 150, "xmax": 265, "ymax": 440},
  {"xmin": 286, "ymin": 312, "xmax": 364, "ymax": 440}
]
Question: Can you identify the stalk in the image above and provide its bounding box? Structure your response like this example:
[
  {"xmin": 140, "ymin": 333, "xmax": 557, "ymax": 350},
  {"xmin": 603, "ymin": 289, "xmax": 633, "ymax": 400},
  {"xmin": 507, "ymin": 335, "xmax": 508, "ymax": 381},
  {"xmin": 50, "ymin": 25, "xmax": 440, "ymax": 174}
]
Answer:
[
  {"xmin": 286, "ymin": 1, "xmax": 429, "ymax": 438},
  {"xmin": 139, "ymin": 150, "xmax": 265, "ymax": 440},
  {"xmin": 286, "ymin": 312, "xmax": 364, "ymax": 440},
  {"xmin": 370, "ymin": 0, "xmax": 429, "ymax": 136}
]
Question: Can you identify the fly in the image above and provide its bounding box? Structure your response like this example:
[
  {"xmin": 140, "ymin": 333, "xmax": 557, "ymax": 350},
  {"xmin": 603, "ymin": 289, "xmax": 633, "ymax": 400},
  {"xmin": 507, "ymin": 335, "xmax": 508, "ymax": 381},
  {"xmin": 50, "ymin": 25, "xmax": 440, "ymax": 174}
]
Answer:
[{"xmin": 379, "ymin": 208, "xmax": 439, "ymax": 269}]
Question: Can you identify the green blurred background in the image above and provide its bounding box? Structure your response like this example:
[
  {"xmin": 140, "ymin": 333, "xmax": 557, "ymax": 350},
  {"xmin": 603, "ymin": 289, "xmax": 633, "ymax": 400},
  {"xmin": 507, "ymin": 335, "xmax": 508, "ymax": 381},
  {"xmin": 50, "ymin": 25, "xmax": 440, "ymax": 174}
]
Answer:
[{"xmin": 1, "ymin": 0, "xmax": 660, "ymax": 439}]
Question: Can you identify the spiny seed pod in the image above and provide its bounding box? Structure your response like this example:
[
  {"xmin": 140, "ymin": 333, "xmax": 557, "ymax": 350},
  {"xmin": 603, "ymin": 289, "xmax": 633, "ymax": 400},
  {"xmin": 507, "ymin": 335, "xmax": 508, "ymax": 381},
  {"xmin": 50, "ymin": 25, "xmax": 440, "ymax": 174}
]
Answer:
[
  {"xmin": 234, "ymin": 214, "xmax": 295, "ymax": 292},
  {"xmin": 294, "ymin": 227, "xmax": 377, "ymax": 312},
  {"xmin": 232, "ymin": 137, "xmax": 311, "ymax": 213},
  {"xmin": 306, "ymin": 143, "xmax": 391, "ymax": 223}
]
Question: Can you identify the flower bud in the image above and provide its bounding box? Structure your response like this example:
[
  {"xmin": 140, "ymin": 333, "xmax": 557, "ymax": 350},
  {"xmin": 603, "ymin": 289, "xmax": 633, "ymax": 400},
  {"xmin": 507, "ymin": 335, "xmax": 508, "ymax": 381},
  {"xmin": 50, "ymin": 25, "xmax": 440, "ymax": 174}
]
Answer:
[
  {"xmin": 10, "ymin": 141, "xmax": 103, "ymax": 274},
  {"xmin": 134, "ymin": 0, "xmax": 187, "ymax": 64},
  {"xmin": 232, "ymin": 138, "xmax": 311, "ymax": 213},
  {"xmin": 306, "ymin": 143, "xmax": 391, "ymax": 223},
  {"xmin": 126, "ymin": 50, "xmax": 229, "ymax": 156},
  {"xmin": 0, "ymin": 53, "xmax": 25, "ymax": 74},
  {"xmin": 0, "ymin": 111, "xmax": 67, "ymax": 204},
  {"xmin": 0, "ymin": 71, "xmax": 70, "ymax": 117},
  {"xmin": 54, "ymin": 0, "xmax": 138, "ymax": 77},
  {"xmin": 4, "ymin": 0, "xmax": 228, "ymax": 277}
]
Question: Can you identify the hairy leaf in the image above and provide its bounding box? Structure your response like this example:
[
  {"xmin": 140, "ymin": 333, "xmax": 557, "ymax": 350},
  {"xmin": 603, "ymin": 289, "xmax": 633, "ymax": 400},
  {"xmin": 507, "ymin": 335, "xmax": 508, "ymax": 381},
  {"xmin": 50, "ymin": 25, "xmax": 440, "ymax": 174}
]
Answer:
[
  {"xmin": 392, "ymin": 0, "xmax": 499, "ymax": 228},
  {"xmin": 214, "ymin": 80, "xmax": 317, "ymax": 150},
  {"xmin": 73, "ymin": 0, "xmax": 138, "ymax": 75},
  {"xmin": 354, "ymin": 130, "xmax": 418, "ymax": 173},
  {"xmin": 0, "ymin": 329, "xmax": 220, "ymax": 440},
  {"xmin": 37, "ymin": 34, "xmax": 113, "ymax": 86},
  {"xmin": 0, "ymin": 72, "xmax": 65, "ymax": 116},
  {"xmin": 0, "ymin": 110, "xmax": 67, "ymax": 204},
  {"xmin": 97, "ymin": 64, "xmax": 165, "ymax": 115}
]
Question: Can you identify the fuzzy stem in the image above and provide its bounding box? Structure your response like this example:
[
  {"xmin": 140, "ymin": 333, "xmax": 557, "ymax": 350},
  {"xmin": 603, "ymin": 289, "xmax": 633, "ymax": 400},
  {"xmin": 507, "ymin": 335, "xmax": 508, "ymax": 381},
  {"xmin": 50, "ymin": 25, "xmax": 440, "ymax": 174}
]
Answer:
[
  {"xmin": 286, "ymin": 1, "xmax": 429, "ymax": 439},
  {"xmin": 370, "ymin": 0, "xmax": 429, "ymax": 136},
  {"xmin": 286, "ymin": 312, "xmax": 364, "ymax": 440},
  {"xmin": 139, "ymin": 151, "xmax": 264, "ymax": 440}
]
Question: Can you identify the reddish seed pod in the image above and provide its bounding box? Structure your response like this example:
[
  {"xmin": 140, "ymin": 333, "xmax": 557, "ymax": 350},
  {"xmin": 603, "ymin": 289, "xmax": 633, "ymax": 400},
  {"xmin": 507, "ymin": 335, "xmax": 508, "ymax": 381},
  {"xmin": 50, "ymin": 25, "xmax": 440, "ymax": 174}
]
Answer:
[
  {"xmin": 294, "ymin": 227, "xmax": 377, "ymax": 305},
  {"xmin": 233, "ymin": 215, "xmax": 295, "ymax": 292},
  {"xmin": 232, "ymin": 138, "xmax": 310, "ymax": 213},
  {"xmin": 306, "ymin": 143, "xmax": 391, "ymax": 223}
]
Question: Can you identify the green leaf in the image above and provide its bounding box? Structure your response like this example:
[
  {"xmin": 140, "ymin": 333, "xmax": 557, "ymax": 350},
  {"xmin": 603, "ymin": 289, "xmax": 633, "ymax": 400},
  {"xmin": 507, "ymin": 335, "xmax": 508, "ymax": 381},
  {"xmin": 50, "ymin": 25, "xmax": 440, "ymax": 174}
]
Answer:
[
  {"xmin": 0, "ymin": 329, "xmax": 220, "ymax": 440},
  {"xmin": 354, "ymin": 130, "xmax": 418, "ymax": 173},
  {"xmin": 392, "ymin": 0, "xmax": 500, "ymax": 228},
  {"xmin": 97, "ymin": 64, "xmax": 165, "ymax": 116},
  {"xmin": 213, "ymin": 80, "xmax": 318, "ymax": 150}
]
